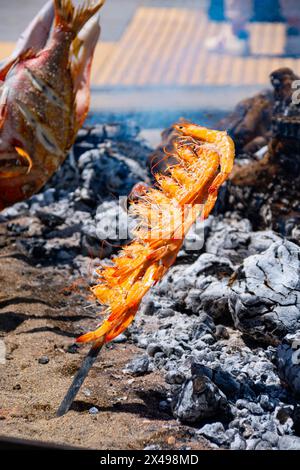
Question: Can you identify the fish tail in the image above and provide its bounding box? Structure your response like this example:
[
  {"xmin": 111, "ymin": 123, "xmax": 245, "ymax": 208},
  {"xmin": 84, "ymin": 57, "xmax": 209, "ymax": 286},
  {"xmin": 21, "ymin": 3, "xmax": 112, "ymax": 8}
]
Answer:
[{"xmin": 54, "ymin": 0, "xmax": 105, "ymax": 35}]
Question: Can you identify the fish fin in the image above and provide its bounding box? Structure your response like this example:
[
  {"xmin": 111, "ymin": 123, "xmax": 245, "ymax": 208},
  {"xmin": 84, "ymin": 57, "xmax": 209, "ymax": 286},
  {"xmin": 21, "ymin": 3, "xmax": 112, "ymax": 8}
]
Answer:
[
  {"xmin": 0, "ymin": 48, "xmax": 37, "ymax": 81},
  {"xmin": 72, "ymin": 15, "xmax": 101, "ymax": 129},
  {"xmin": 0, "ymin": 58, "xmax": 18, "ymax": 81},
  {"xmin": 54, "ymin": 0, "xmax": 105, "ymax": 35},
  {"xmin": 0, "ymin": 25, "xmax": 42, "ymax": 81},
  {"xmin": 0, "ymin": 47, "xmax": 37, "ymax": 80},
  {"xmin": 17, "ymin": 48, "xmax": 37, "ymax": 62},
  {"xmin": 15, "ymin": 147, "xmax": 33, "ymax": 174},
  {"xmin": 0, "ymin": 88, "xmax": 8, "ymax": 129},
  {"xmin": 9, "ymin": 1, "xmax": 54, "ymax": 63},
  {"xmin": 0, "ymin": 109, "xmax": 7, "ymax": 130}
]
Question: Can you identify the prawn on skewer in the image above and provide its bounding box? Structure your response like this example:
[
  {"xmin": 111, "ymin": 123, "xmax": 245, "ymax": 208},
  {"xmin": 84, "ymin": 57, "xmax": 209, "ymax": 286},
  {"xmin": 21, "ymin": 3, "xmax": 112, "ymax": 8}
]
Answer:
[
  {"xmin": 57, "ymin": 122, "xmax": 235, "ymax": 416},
  {"xmin": 77, "ymin": 122, "xmax": 235, "ymax": 345}
]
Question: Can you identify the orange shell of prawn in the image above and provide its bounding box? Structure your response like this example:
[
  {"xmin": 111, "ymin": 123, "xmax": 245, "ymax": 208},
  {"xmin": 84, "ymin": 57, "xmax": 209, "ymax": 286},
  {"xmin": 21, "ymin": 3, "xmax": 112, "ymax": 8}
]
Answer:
[{"xmin": 77, "ymin": 123, "xmax": 235, "ymax": 345}]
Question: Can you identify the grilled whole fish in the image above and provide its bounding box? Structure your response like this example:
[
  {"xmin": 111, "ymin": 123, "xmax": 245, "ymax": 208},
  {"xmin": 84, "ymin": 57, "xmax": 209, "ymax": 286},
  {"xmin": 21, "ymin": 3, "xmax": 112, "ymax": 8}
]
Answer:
[{"xmin": 0, "ymin": 0, "xmax": 105, "ymax": 209}]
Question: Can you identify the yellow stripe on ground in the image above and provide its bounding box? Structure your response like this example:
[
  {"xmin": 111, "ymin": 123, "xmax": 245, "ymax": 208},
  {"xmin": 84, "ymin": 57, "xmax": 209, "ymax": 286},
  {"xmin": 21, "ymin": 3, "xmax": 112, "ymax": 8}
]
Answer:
[
  {"xmin": 181, "ymin": 15, "xmax": 211, "ymax": 86},
  {"xmin": 249, "ymin": 23, "xmax": 286, "ymax": 56},
  {"xmin": 189, "ymin": 21, "xmax": 219, "ymax": 86},
  {"xmin": 163, "ymin": 11, "xmax": 197, "ymax": 85},
  {"xmin": 151, "ymin": 9, "xmax": 190, "ymax": 85},
  {"xmin": 91, "ymin": 42, "xmax": 117, "ymax": 85},
  {"xmin": 94, "ymin": 8, "xmax": 300, "ymax": 87},
  {"xmin": 133, "ymin": 8, "xmax": 178, "ymax": 86},
  {"xmin": 0, "ymin": 10, "xmax": 299, "ymax": 89},
  {"xmin": 0, "ymin": 42, "xmax": 15, "ymax": 61},
  {"xmin": 97, "ymin": 8, "xmax": 157, "ymax": 86}
]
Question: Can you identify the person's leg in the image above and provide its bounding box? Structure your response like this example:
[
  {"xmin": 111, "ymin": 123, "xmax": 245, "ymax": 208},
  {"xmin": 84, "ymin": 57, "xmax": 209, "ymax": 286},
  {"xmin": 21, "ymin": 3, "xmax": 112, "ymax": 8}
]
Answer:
[
  {"xmin": 280, "ymin": 0, "xmax": 300, "ymax": 56},
  {"xmin": 206, "ymin": 0, "xmax": 253, "ymax": 55},
  {"xmin": 280, "ymin": 0, "xmax": 300, "ymax": 33},
  {"xmin": 225, "ymin": 0, "xmax": 253, "ymax": 38}
]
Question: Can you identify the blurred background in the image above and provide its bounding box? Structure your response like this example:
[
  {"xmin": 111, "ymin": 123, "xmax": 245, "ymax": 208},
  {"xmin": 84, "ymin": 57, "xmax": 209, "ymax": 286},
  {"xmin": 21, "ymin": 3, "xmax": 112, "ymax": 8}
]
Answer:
[{"xmin": 1, "ymin": 0, "xmax": 300, "ymax": 132}]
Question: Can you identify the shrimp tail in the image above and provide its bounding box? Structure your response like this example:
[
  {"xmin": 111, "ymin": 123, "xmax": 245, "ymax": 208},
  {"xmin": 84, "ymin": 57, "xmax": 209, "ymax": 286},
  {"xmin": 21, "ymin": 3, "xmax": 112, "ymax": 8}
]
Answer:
[{"xmin": 54, "ymin": 0, "xmax": 105, "ymax": 35}]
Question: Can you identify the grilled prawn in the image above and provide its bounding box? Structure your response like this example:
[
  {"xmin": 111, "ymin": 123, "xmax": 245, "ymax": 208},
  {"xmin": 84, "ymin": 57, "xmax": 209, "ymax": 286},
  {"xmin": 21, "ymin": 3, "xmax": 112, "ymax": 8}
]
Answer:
[
  {"xmin": 77, "ymin": 123, "xmax": 235, "ymax": 346},
  {"xmin": 0, "ymin": 0, "xmax": 105, "ymax": 209}
]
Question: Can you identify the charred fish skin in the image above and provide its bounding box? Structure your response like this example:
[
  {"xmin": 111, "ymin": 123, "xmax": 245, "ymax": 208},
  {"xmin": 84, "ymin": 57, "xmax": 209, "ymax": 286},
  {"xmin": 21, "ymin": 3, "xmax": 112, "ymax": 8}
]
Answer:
[{"xmin": 0, "ymin": 0, "xmax": 105, "ymax": 210}]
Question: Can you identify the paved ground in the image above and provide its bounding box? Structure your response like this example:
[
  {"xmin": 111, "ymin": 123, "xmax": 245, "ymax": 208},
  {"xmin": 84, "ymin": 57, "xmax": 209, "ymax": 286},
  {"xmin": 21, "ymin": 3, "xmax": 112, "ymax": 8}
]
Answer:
[
  {"xmin": 0, "ymin": 1, "xmax": 299, "ymax": 115},
  {"xmin": 0, "ymin": 0, "xmax": 206, "ymax": 41}
]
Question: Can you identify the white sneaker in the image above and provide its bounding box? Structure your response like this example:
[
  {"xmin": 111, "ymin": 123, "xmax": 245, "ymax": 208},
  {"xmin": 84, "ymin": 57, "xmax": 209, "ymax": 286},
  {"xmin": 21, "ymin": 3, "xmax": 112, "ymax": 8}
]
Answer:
[{"xmin": 205, "ymin": 30, "xmax": 249, "ymax": 56}]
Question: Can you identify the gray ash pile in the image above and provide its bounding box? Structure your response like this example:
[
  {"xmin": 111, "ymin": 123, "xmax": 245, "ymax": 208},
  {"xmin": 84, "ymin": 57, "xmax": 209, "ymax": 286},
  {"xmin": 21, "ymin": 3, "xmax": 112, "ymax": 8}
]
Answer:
[
  {"xmin": 126, "ymin": 214, "xmax": 300, "ymax": 450},
  {"xmin": 1, "ymin": 80, "xmax": 300, "ymax": 450},
  {"xmin": 0, "ymin": 122, "xmax": 151, "ymax": 265}
]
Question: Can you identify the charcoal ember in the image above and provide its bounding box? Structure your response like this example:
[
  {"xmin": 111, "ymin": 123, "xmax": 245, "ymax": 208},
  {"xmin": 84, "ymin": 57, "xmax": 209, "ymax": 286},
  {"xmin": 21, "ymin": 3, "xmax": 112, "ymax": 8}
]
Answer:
[
  {"xmin": 35, "ymin": 209, "xmax": 65, "ymax": 228},
  {"xmin": 254, "ymin": 440, "xmax": 273, "ymax": 450},
  {"xmin": 124, "ymin": 355, "xmax": 150, "ymax": 376},
  {"xmin": 29, "ymin": 188, "xmax": 57, "ymax": 208},
  {"xmin": 230, "ymin": 433, "xmax": 247, "ymax": 450},
  {"xmin": 158, "ymin": 253, "xmax": 233, "ymax": 321},
  {"xmin": 17, "ymin": 238, "xmax": 46, "ymax": 258},
  {"xmin": 206, "ymin": 217, "xmax": 282, "ymax": 263},
  {"xmin": 0, "ymin": 202, "xmax": 29, "ymax": 219},
  {"xmin": 270, "ymin": 135, "xmax": 300, "ymax": 174},
  {"xmin": 183, "ymin": 252, "xmax": 235, "ymax": 279},
  {"xmin": 75, "ymin": 122, "xmax": 139, "ymax": 147},
  {"xmin": 139, "ymin": 299, "xmax": 156, "ymax": 317},
  {"xmin": 278, "ymin": 435, "xmax": 300, "ymax": 450},
  {"xmin": 292, "ymin": 406, "xmax": 300, "ymax": 435},
  {"xmin": 165, "ymin": 370, "xmax": 185, "ymax": 385},
  {"xmin": 229, "ymin": 240, "xmax": 300, "ymax": 343},
  {"xmin": 81, "ymin": 200, "xmax": 131, "ymax": 258},
  {"xmin": 197, "ymin": 422, "xmax": 228, "ymax": 447},
  {"xmin": 44, "ymin": 233, "xmax": 81, "ymax": 260},
  {"xmin": 227, "ymin": 170, "xmax": 300, "ymax": 233},
  {"xmin": 277, "ymin": 333, "xmax": 300, "ymax": 396},
  {"xmin": 196, "ymin": 280, "xmax": 232, "ymax": 322},
  {"xmin": 191, "ymin": 363, "xmax": 241, "ymax": 400},
  {"xmin": 261, "ymin": 431, "xmax": 279, "ymax": 447},
  {"xmin": 75, "ymin": 125, "xmax": 103, "ymax": 144},
  {"xmin": 205, "ymin": 218, "xmax": 252, "ymax": 265},
  {"xmin": 172, "ymin": 373, "xmax": 229, "ymax": 424},
  {"xmin": 7, "ymin": 216, "xmax": 44, "ymax": 238},
  {"xmin": 81, "ymin": 232, "xmax": 111, "ymax": 259},
  {"xmin": 248, "ymin": 230, "xmax": 282, "ymax": 254},
  {"xmin": 192, "ymin": 313, "xmax": 216, "ymax": 339},
  {"xmin": 77, "ymin": 147, "xmax": 147, "ymax": 200},
  {"xmin": 215, "ymin": 325, "xmax": 230, "ymax": 340},
  {"xmin": 103, "ymin": 122, "xmax": 140, "ymax": 141}
]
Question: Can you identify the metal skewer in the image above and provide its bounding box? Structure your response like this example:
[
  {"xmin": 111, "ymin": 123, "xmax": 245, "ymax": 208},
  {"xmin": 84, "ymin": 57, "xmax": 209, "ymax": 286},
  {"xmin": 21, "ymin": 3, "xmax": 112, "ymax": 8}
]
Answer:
[{"xmin": 56, "ymin": 340, "xmax": 104, "ymax": 417}]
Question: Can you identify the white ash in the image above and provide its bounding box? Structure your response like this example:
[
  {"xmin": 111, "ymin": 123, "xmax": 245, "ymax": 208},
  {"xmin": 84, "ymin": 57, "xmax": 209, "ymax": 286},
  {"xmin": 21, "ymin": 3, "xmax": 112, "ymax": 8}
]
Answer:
[
  {"xmin": 128, "ymin": 223, "xmax": 300, "ymax": 449},
  {"xmin": 277, "ymin": 333, "xmax": 300, "ymax": 396},
  {"xmin": 229, "ymin": 240, "xmax": 300, "ymax": 342},
  {"xmin": 1, "ymin": 121, "xmax": 300, "ymax": 450}
]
